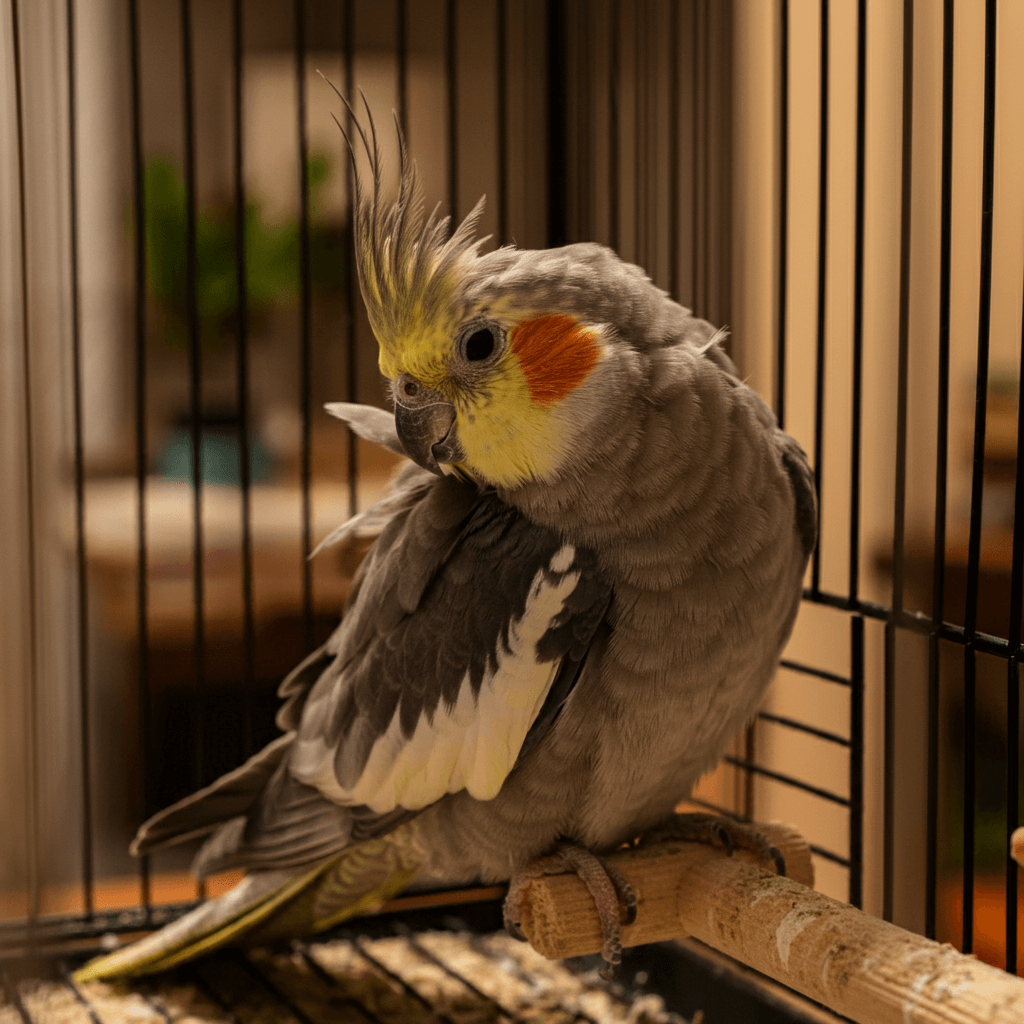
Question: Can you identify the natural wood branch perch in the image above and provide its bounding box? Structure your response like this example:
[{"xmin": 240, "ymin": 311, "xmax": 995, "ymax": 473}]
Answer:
[{"xmin": 517, "ymin": 823, "xmax": 1024, "ymax": 1024}]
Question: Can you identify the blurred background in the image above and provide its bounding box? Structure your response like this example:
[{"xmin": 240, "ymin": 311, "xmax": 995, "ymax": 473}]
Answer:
[{"xmin": 1, "ymin": 0, "xmax": 1022, "ymax": 981}]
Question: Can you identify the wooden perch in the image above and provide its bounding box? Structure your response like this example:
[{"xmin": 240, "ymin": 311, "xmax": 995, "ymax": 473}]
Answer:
[
  {"xmin": 517, "ymin": 823, "xmax": 1024, "ymax": 1024},
  {"xmin": 1011, "ymin": 826, "xmax": 1024, "ymax": 868}
]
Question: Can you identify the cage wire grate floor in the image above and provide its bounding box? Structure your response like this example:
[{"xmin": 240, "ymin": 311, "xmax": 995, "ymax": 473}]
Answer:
[{"xmin": 1, "ymin": 928, "xmax": 699, "ymax": 1024}]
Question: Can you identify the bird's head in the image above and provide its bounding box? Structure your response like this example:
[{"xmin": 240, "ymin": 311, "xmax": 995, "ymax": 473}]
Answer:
[{"xmin": 347, "ymin": 110, "xmax": 684, "ymax": 491}]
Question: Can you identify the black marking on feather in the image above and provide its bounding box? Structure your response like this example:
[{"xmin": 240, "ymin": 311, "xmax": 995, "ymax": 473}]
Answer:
[
  {"xmin": 517, "ymin": 631, "xmax": 599, "ymax": 768},
  {"xmin": 514, "ymin": 553, "xmax": 612, "ymax": 766},
  {"xmin": 535, "ymin": 547, "xmax": 610, "ymax": 662},
  {"xmin": 293, "ymin": 474, "xmax": 610, "ymax": 794}
]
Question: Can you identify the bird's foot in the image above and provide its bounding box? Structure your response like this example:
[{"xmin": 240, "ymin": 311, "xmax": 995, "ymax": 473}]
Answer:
[
  {"xmin": 637, "ymin": 812, "xmax": 787, "ymax": 877},
  {"xmin": 504, "ymin": 841, "xmax": 637, "ymax": 979}
]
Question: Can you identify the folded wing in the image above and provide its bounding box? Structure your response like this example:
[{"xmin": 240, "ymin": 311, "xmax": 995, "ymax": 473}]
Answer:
[{"xmin": 133, "ymin": 461, "xmax": 610, "ymax": 880}]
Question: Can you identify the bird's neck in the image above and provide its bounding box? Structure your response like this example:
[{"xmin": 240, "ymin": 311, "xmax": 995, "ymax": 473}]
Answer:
[{"xmin": 501, "ymin": 349, "xmax": 784, "ymax": 563}]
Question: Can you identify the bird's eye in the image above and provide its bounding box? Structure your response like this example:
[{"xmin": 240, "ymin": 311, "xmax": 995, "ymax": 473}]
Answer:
[
  {"xmin": 403, "ymin": 379, "xmax": 419, "ymax": 397},
  {"xmin": 463, "ymin": 327, "xmax": 496, "ymax": 362}
]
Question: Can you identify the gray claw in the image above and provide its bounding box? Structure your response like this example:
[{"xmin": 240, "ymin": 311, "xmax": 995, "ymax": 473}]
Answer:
[
  {"xmin": 712, "ymin": 821, "xmax": 734, "ymax": 857},
  {"xmin": 770, "ymin": 845, "xmax": 787, "ymax": 877},
  {"xmin": 599, "ymin": 935, "xmax": 624, "ymax": 979}
]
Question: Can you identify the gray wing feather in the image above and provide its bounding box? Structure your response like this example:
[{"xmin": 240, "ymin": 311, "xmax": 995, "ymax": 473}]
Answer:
[
  {"xmin": 130, "ymin": 734, "xmax": 293, "ymax": 856},
  {"xmin": 311, "ymin": 461, "xmax": 435, "ymax": 557},
  {"xmin": 276, "ymin": 649, "xmax": 335, "ymax": 733},
  {"xmin": 192, "ymin": 761, "xmax": 357, "ymax": 877},
  {"xmin": 301, "ymin": 478, "xmax": 610, "ymax": 797},
  {"xmin": 698, "ymin": 350, "xmax": 817, "ymax": 562},
  {"xmin": 324, "ymin": 401, "xmax": 407, "ymax": 457},
  {"xmin": 132, "ymin": 467, "xmax": 610, "ymax": 878},
  {"xmin": 778, "ymin": 432, "xmax": 818, "ymax": 559}
]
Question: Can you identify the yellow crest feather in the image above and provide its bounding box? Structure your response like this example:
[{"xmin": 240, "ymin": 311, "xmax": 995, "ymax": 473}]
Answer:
[{"xmin": 338, "ymin": 96, "xmax": 488, "ymax": 375}]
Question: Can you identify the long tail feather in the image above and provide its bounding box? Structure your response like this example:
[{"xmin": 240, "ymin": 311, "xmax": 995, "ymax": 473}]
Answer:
[
  {"xmin": 74, "ymin": 828, "xmax": 423, "ymax": 982},
  {"xmin": 73, "ymin": 864, "xmax": 324, "ymax": 981}
]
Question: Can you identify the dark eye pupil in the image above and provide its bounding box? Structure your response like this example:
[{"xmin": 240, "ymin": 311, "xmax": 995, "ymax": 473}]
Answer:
[{"xmin": 465, "ymin": 328, "xmax": 495, "ymax": 361}]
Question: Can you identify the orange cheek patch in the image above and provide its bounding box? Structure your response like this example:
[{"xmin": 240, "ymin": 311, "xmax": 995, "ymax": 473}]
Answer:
[{"xmin": 510, "ymin": 315, "xmax": 599, "ymax": 406}]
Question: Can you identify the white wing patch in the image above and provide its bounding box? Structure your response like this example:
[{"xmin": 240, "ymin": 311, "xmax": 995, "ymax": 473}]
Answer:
[{"xmin": 293, "ymin": 545, "xmax": 579, "ymax": 813}]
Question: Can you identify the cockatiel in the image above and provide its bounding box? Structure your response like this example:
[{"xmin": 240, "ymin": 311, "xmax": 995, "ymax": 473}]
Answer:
[{"xmin": 77, "ymin": 107, "xmax": 815, "ymax": 982}]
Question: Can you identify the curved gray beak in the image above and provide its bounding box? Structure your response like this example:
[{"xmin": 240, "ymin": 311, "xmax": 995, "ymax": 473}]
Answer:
[{"xmin": 394, "ymin": 400, "xmax": 464, "ymax": 475}]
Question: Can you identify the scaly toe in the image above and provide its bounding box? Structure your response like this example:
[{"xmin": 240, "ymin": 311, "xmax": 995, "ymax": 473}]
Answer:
[
  {"xmin": 711, "ymin": 820, "xmax": 734, "ymax": 857},
  {"xmin": 504, "ymin": 841, "xmax": 637, "ymax": 978},
  {"xmin": 638, "ymin": 812, "xmax": 786, "ymax": 876}
]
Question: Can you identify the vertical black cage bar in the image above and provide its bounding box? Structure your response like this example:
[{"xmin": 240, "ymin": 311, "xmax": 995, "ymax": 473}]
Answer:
[
  {"xmin": 775, "ymin": 0, "xmax": 789, "ymax": 429},
  {"xmin": 545, "ymin": 0, "xmax": 567, "ymax": 248},
  {"xmin": 607, "ymin": 0, "xmax": 619, "ymax": 255},
  {"xmin": 575, "ymin": 0, "xmax": 590, "ymax": 245},
  {"xmin": 232, "ymin": 0, "xmax": 256, "ymax": 750},
  {"xmin": 963, "ymin": 645, "xmax": 977, "ymax": 953},
  {"xmin": 294, "ymin": 0, "xmax": 315, "ymax": 656},
  {"xmin": 127, "ymin": 0, "xmax": 153, "ymax": 914},
  {"xmin": 343, "ymin": 0, "xmax": 358, "ymax": 518},
  {"xmin": 883, "ymin": 617, "xmax": 897, "ymax": 922},
  {"xmin": 1008, "ymin": 626, "xmax": 1022, "ymax": 963},
  {"xmin": 810, "ymin": 0, "xmax": 829, "ymax": 596},
  {"xmin": 891, "ymin": 0, "xmax": 914, "ymax": 624},
  {"xmin": 632, "ymin": 0, "xmax": 644, "ymax": 265},
  {"xmin": 849, "ymin": 614, "xmax": 865, "ymax": 908},
  {"xmin": 960, "ymin": 0, "xmax": 998, "ymax": 955},
  {"xmin": 925, "ymin": 628, "xmax": 940, "ymax": 939},
  {"xmin": 65, "ymin": 0, "xmax": 94, "ymax": 919},
  {"xmin": 963, "ymin": 0, "xmax": 998, "ymax": 644},
  {"xmin": 396, "ymin": 0, "xmax": 408, "ymax": 137},
  {"xmin": 495, "ymin": 0, "xmax": 508, "ymax": 245},
  {"xmin": 446, "ymin": 0, "xmax": 458, "ymax": 223},
  {"xmin": 645, "ymin": 0, "xmax": 656, "ymax": 274},
  {"xmin": 691, "ymin": 0, "xmax": 706, "ymax": 314},
  {"xmin": 1006, "ymin": 237, "xmax": 1024, "ymax": 972},
  {"xmin": 925, "ymin": 0, "xmax": 956, "ymax": 943},
  {"xmin": 9, "ymin": 0, "xmax": 42, "ymax": 930},
  {"xmin": 883, "ymin": 0, "xmax": 914, "ymax": 928},
  {"xmin": 847, "ymin": 0, "xmax": 866, "ymax": 605},
  {"xmin": 180, "ymin": 0, "xmax": 206, "ymax": 801},
  {"xmin": 1008, "ymin": 647, "xmax": 1022, "ymax": 973},
  {"xmin": 667, "ymin": 0, "xmax": 680, "ymax": 303}
]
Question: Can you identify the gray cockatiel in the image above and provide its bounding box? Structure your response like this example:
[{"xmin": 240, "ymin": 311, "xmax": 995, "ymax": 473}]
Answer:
[{"xmin": 77, "ymin": 110, "xmax": 815, "ymax": 982}]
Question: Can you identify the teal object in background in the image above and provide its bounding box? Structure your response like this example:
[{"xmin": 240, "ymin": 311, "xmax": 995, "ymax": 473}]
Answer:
[{"xmin": 159, "ymin": 416, "xmax": 273, "ymax": 486}]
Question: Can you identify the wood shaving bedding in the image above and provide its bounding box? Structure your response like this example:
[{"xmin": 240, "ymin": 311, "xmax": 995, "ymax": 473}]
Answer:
[{"xmin": 4, "ymin": 931, "xmax": 695, "ymax": 1024}]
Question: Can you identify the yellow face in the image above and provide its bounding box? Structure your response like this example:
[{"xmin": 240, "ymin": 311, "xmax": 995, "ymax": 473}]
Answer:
[{"xmin": 383, "ymin": 313, "xmax": 603, "ymax": 488}]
